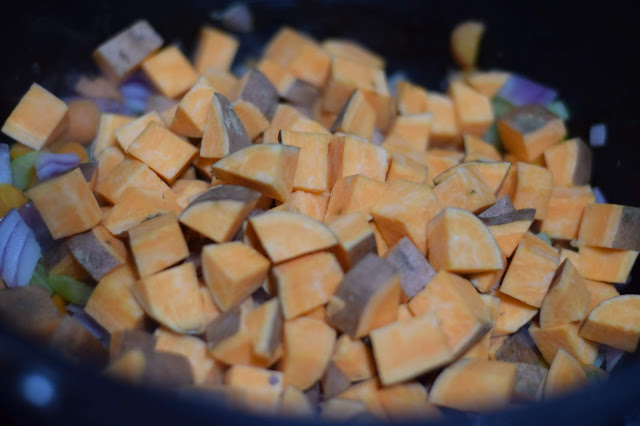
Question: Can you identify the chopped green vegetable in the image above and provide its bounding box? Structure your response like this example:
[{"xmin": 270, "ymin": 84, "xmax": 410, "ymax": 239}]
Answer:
[
  {"xmin": 47, "ymin": 274, "xmax": 93, "ymax": 305},
  {"xmin": 491, "ymin": 96, "xmax": 514, "ymax": 118},
  {"xmin": 547, "ymin": 101, "xmax": 570, "ymax": 121},
  {"xmin": 11, "ymin": 151, "xmax": 39, "ymax": 190},
  {"xmin": 30, "ymin": 259, "xmax": 53, "ymax": 295},
  {"xmin": 536, "ymin": 232, "xmax": 552, "ymax": 246}
]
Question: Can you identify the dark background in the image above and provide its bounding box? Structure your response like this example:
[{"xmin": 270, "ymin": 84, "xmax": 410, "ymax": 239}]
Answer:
[{"xmin": 1, "ymin": 0, "xmax": 640, "ymax": 425}]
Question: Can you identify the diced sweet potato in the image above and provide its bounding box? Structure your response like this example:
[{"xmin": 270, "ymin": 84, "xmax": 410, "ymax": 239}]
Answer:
[
  {"xmin": 577, "ymin": 203, "xmax": 640, "ymax": 251},
  {"xmin": 114, "ymin": 111, "xmax": 164, "ymax": 152},
  {"xmin": 498, "ymin": 105, "xmax": 567, "ymax": 162},
  {"xmin": 371, "ymin": 179, "xmax": 441, "ymax": 255},
  {"xmin": 321, "ymin": 398, "xmax": 368, "ymax": 420},
  {"xmin": 496, "ymin": 163, "xmax": 517, "ymax": 200},
  {"xmin": 386, "ymin": 153, "xmax": 428, "ymax": 183},
  {"xmin": 371, "ymin": 221, "xmax": 390, "ymax": 257},
  {"xmin": 429, "ymin": 359, "xmax": 516, "ymax": 412},
  {"xmin": 288, "ymin": 42, "xmax": 331, "ymax": 88},
  {"xmin": 331, "ymin": 89, "xmax": 376, "ymax": 140},
  {"xmin": 280, "ymin": 386, "xmax": 315, "ymax": 417},
  {"xmin": 500, "ymin": 232, "xmax": 559, "ymax": 308},
  {"xmin": 274, "ymin": 252, "xmax": 343, "ymax": 319},
  {"xmin": 427, "ymin": 207, "xmax": 503, "ymax": 273},
  {"xmin": 248, "ymin": 210, "xmax": 337, "ymax": 263},
  {"xmin": 203, "ymin": 68, "xmax": 239, "ymax": 99},
  {"xmin": 529, "ymin": 322, "xmax": 598, "ymax": 365},
  {"xmin": 542, "ymin": 186, "xmax": 595, "ymax": 240},
  {"xmin": 493, "ymin": 291, "xmax": 539, "ymax": 336},
  {"xmin": 202, "ymin": 242, "xmax": 270, "ymax": 311},
  {"xmin": 336, "ymin": 378, "xmax": 386, "ymax": 418},
  {"xmin": 179, "ymin": 185, "xmax": 261, "ymax": 243},
  {"xmin": 93, "ymin": 20, "xmax": 163, "ymax": 81},
  {"xmin": 539, "ymin": 260, "xmax": 590, "ymax": 328},
  {"xmin": 142, "ymin": 46, "xmax": 199, "ymax": 99},
  {"xmin": 331, "ymin": 334, "xmax": 376, "ymax": 382},
  {"xmin": 286, "ymin": 191, "xmax": 329, "ymax": 221},
  {"xmin": 426, "ymin": 93, "xmax": 460, "ymax": 145},
  {"xmin": 245, "ymin": 298, "xmax": 282, "ymax": 359},
  {"xmin": 279, "ymin": 317, "xmax": 336, "ymax": 390},
  {"xmin": 322, "ymin": 361, "xmax": 351, "ymax": 399},
  {"xmin": 324, "ymin": 174, "xmax": 387, "ymax": 222},
  {"xmin": 383, "ymin": 138, "xmax": 430, "ymax": 168},
  {"xmin": 26, "ymin": 168, "xmax": 101, "ymax": 239},
  {"xmin": 371, "ymin": 312, "xmax": 453, "ymax": 385},
  {"xmin": 433, "ymin": 164, "xmax": 496, "ymax": 213},
  {"xmin": 66, "ymin": 225, "xmax": 128, "ymax": 281},
  {"xmin": 579, "ymin": 295, "xmax": 640, "ymax": 352},
  {"xmin": 494, "ymin": 330, "xmax": 539, "ymax": 365},
  {"xmin": 92, "ymin": 113, "xmax": 133, "ymax": 157},
  {"xmin": 171, "ymin": 179, "xmax": 209, "ymax": 209},
  {"xmin": 213, "ymin": 144, "xmax": 300, "ymax": 202},
  {"xmin": 225, "ymin": 365, "xmax": 284, "ymax": 414},
  {"xmin": 396, "ymin": 80, "xmax": 429, "ymax": 115},
  {"xmin": 132, "ymin": 262, "xmax": 204, "ymax": 333},
  {"xmin": 480, "ymin": 208, "xmax": 536, "ymax": 258},
  {"xmin": 201, "ymin": 93, "xmax": 251, "ymax": 159},
  {"xmin": 513, "ymin": 363, "xmax": 547, "ymax": 401},
  {"xmin": 450, "ymin": 21, "xmax": 485, "ymax": 69},
  {"xmin": 279, "ymin": 130, "xmax": 330, "ymax": 193},
  {"xmin": 387, "ymin": 114, "xmax": 433, "ymax": 152},
  {"xmin": 378, "ymin": 382, "xmax": 441, "ymax": 420},
  {"xmin": 44, "ymin": 243, "xmax": 91, "ymax": 281},
  {"xmin": 169, "ymin": 77, "xmax": 215, "ymax": 138},
  {"xmin": 543, "ymin": 138, "xmax": 592, "ymax": 187},
  {"xmin": 463, "ymin": 135, "xmax": 502, "ymax": 163},
  {"xmin": 328, "ymin": 134, "xmax": 389, "ymax": 187},
  {"xmin": 107, "ymin": 349, "xmax": 194, "ymax": 388},
  {"xmin": 96, "ymin": 146, "xmax": 124, "ymax": 186},
  {"xmin": 0, "ymin": 286, "xmax": 62, "ymax": 342},
  {"xmin": 236, "ymin": 69, "xmax": 279, "ymax": 120},
  {"xmin": 257, "ymin": 58, "xmax": 297, "ymax": 96},
  {"xmin": 584, "ymin": 279, "xmax": 619, "ymax": 315},
  {"xmin": 434, "ymin": 161, "xmax": 510, "ymax": 196},
  {"xmin": 543, "ymin": 349, "xmax": 587, "ymax": 398},
  {"xmin": 194, "ymin": 26, "xmax": 238, "ymax": 73},
  {"xmin": 578, "ymin": 246, "xmax": 638, "ymax": 284},
  {"xmin": 408, "ymin": 270, "xmax": 491, "ymax": 356},
  {"xmin": 109, "ymin": 329, "xmax": 156, "ymax": 361},
  {"xmin": 450, "ymin": 81, "xmax": 494, "ymax": 137},
  {"xmin": 469, "ymin": 255, "xmax": 507, "ymax": 293},
  {"xmin": 322, "ymin": 39, "xmax": 385, "ymax": 69},
  {"xmin": 461, "ymin": 294, "xmax": 500, "ymax": 360},
  {"xmin": 512, "ymin": 162, "xmax": 553, "ymax": 220},
  {"xmin": 466, "ymin": 71, "xmax": 510, "ymax": 98},
  {"xmin": 384, "ymin": 237, "xmax": 436, "ymax": 300}
]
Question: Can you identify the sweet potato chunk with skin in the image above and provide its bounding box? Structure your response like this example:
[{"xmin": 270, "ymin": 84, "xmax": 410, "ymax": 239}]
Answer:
[
  {"xmin": 461, "ymin": 294, "xmax": 500, "ymax": 360},
  {"xmin": 494, "ymin": 330, "xmax": 539, "ymax": 365},
  {"xmin": 324, "ymin": 174, "xmax": 386, "ymax": 222},
  {"xmin": 2, "ymin": 83, "xmax": 68, "ymax": 151},
  {"xmin": 371, "ymin": 312, "xmax": 453, "ymax": 385},
  {"xmin": 513, "ymin": 162, "xmax": 553, "ymax": 220},
  {"xmin": 427, "ymin": 208, "xmax": 503, "ymax": 273},
  {"xmin": 245, "ymin": 298, "xmax": 283, "ymax": 359},
  {"xmin": 331, "ymin": 334, "xmax": 376, "ymax": 382},
  {"xmin": 543, "ymin": 349, "xmax": 587, "ymax": 398},
  {"xmin": 480, "ymin": 208, "xmax": 536, "ymax": 258},
  {"xmin": 279, "ymin": 317, "xmax": 336, "ymax": 390},
  {"xmin": 463, "ymin": 134, "xmax": 502, "ymax": 162},
  {"xmin": 286, "ymin": 191, "xmax": 329, "ymax": 221},
  {"xmin": 280, "ymin": 130, "xmax": 330, "ymax": 193},
  {"xmin": 387, "ymin": 113, "xmax": 433, "ymax": 152},
  {"xmin": 114, "ymin": 111, "xmax": 164, "ymax": 152},
  {"xmin": 171, "ymin": 179, "xmax": 209, "ymax": 209},
  {"xmin": 543, "ymin": 138, "xmax": 592, "ymax": 187},
  {"xmin": 498, "ymin": 105, "xmax": 567, "ymax": 162},
  {"xmin": 577, "ymin": 203, "xmax": 640, "ymax": 251},
  {"xmin": 378, "ymin": 383, "xmax": 441, "ymax": 420},
  {"xmin": 385, "ymin": 237, "xmax": 436, "ymax": 299},
  {"xmin": 331, "ymin": 89, "xmax": 376, "ymax": 140},
  {"xmin": 225, "ymin": 365, "xmax": 284, "ymax": 414},
  {"xmin": 539, "ymin": 259, "xmax": 590, "ymax": 328},
  {"xmin": 584, "ymin": 279, "xmax": 619, "ymax": 315},
  {"xmin": 371, "ymin": 179, "xmax": 441, "ymax": 255},
  {"xmin": 433, "ymin": 164, "xmax": 496, "ymax": 213},
  {"xmin": 451, "ymin": 21, "xmax": 485, "ymax": 69},
  {"xmin": 434, "ymin": 161, "xmax": 511, "ymax": 195},
  {"xmin": 386, "ymin": 153, "xmax": 428, "ymax": 184},
  {"xmin": 500, "ymin": 232, "xmax": 559, "ymax": 308},
  {"xmin": 327, "ymin": 254, "xmax": 401, "ymax": 338},
  {"xmin": 179, "ymin": 185, "xmax": 261, "ymax": 243},
  {"xmin": 169, "ymin": 76, "xmax": 215, "ymax": 138},
  {"xmin": 469, "ymin": 254, "xmax": 507, "ymax": 293},
  {"xmin": 26, "ymin": 168, "xmax": 101, "ymax": 239},
  {"xmin": 429, "ymin": 359, "xmax": 516, "ymax": 412},
  {"xmin": 322, "ymin": 361, "xmax": 351, "ymax": 400},
  {"xmin": 203, "ymin": 68, "xmax": 239, "ymax": 99},
  {"xmin": 450, "ymin": 81, "xmax": 494, "ymax": 136},
  {"xmin": 66, "ymin": 225, "xmax": 128, "ymax": 281},
  {"xmin": 201, "ymin": 93, "xmax": 251, "ymax": 159},
  {"xmin": 132, "ymin": 262, "xmax": 204, "ymax": 333},
  {"xmin": 202, "ymin": 242, "xmax": 270, "ymax": 311},
  {"xmin": 236, "ymin": 69, "xmax": 279, "ymax": 121},
  {"xmin": 233, "ymin": 99, "xmax": 270, "ymax": 140},
  {"xmin": 0, "ymin": 286, "xmax": 61, "ymax": 342},
  {"xmin": 93, "ymin": 20, "xmax": 163, "ymax": 82},
  {"xmin": 288, "ymin": 43, "xmax": 331, "ymax": 89},
  {"xmin": 328, "ymin": 134, "xmax": 389, "ymax": 187},
  {"xmin": 426, "ymin": 93, "xmax": 460, "ymax": 144},
  {"xmin": 274, "ymin": 252, "xmax": 343, "ymax": 319},
  {"xmin": 542, "ymin": 186, "xmax": 595, "ymax": 240},
  {"xmin": 512, "ymin": 363, "xmax": 547, "ymax": 401},
  {"xmin": 142, "ymin": 46, "xmax": 199, "ymax": 99},
  {"xmin": 493, "ymin": 292, "xmax": 538, "ymax": 336},
  {"xmin": 43, "ymin": 242, "xmax": 89, "ymax": 282},
  {"xmin": 529, "ymin": 322, "xmax": 598, "ymax": 365},
  {"xmin": 408, "ymin": 271, "xmax": 491, "ymax": 356},
  {"xmin": 280, "ymin": 385, "xmax": 315, "ymax": 417},
  {"xmin": 110, "ymin": 329, "xmax": 156, "ymax": 361},
  {"xmin": 128, "ymin": 213, "xmax": 189, "ymax": 277},
  {"xmin": 194, "ymin": 26, "xmax": 238, "ymax": 73},
  {"xmin": 106, "ymin": 349, "xmax": 194, "ymax": 388},
  {"xmin": 579, "ymin": 295, "xmax": 640, "ymax": 352},
  {"xmin": 578, "ymin": 246, "xmax": 638, "ymax": 284},
  {"xmin": 213, "ymin": 144, "xmax": 300, "ymax": 202},
  {"xmin": 248, "ymin": 211, "xmax": 337, "ymax": 263}
]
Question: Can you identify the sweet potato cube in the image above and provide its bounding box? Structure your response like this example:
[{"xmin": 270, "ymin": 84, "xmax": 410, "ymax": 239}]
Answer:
[
  {"xmin": 96, "ymin": 146, "xmax": 124, "ymax": 186},
  {"xmin": 481, "ymin": 208, "xmax": 536, "ymax": 258},
  {"xmin": 26, "ymin": 168, "xmax": 101, "ymax": 239},
  {"xmin": 468, "ymin": 255, "xmax": 507, "ymax": 293},
  {"xmin": 408, "ymin": 271, "xmax": 491, "ymax": 356},
  {"xmin": 371, "ymin": 312, "xmax": 453, "ymax": 385},
  {"xmin": 322, "ymin": 38, "xmax": 384, "ymax": 68},
  {"xmin": 371, "ymin": 179, "xmax": 441, "ymax": 254},
  {"xmin": 203, "ymin": 68, "xmax": 239, "ymax": 99},
  {"xmin": 529, "ymin": 322, "xmax": 598, "ymax": 365},
  {"xmin": 513, "ymin": 162, "xmax": 553, "ymax": 220},
  {"xmin": 580, "ymin": 295, "xmax": 640, "ymax": 352},
  {"xmin": 132, "ymin": 262, "xmax": 204, "ymax": 333},
  {"xmin": 202, "ymin": 242, "xmax": 270, "ymax": 311},
  {"xmin": 225, "ymin": 365, "xmax": 284, "ymax": 413},
  {"xmin": 194, "ymin": 26, "xmax": 238, "ymax": 73},
  {"xmin": 106, "ymin": 349, "xmax": 194, "ymax": 388},
  {"xmin": 236, "ymin": 69, "xmax": 278, "ymax": 121},
  {"xmin": 461, "ymin": 294, "xmax": 500, "ymax": 360},
  {"xmin": 201, "ymin": 93, "xmax": 251, "ymax": 159},
  {"xmin": 429, "ymin": 359, "xmax": 516, "ymax": 412},
  {"xmin": 114, "ymin": 111, "xmax": 164, "ymax": 152},
  {"xmin": 279, "ymin": 317, "xmax": 336, "ymax": 390},
  {"xmin": 66, "ymin": 225, "xmax": 128, "ymax": 281},
  {"xmin": 155, "ymin": 327, "xmax": 220, "ymax": 384},
  {"xmin": 257, "ymin": 58, "xmax": 296, "ymax": 96},
  {"xmin": 539, "ymin": 260, "xmax": 590, "ymax": 328},
  {"xmin": 336, "ymin": 378, "xmax": 386, "ymax": 418},
  {"xmin": 496, "ymin": 163, "xmax": 517, "ymax": 199},
  {"xmin": 0, "ymin": 286, "xmax": 61, "ymax": 342},
  {"xmin": 286, "ymin": 191, "xmax": 329, "ymax": 221},
  {"xmin": 433, "ymin": 164, "xmax": 496, "ymax": 213},
  {"xmin": 170, "ymin": 77, "xmax": 215, "ymax": 138},
  {"xmin": 577, "ymin": 203, "xmax": 640, "ymax": 251},
  {"xmin": 233, "ymin": 100, "xmax": 270, "ymax": 140},
  {"xmin": 386, "ymin": 113, "xmax": 433, "ymax": 152},
  {"xmin": 213, "ymin": 144, "xmax": 300, "ymax": 202},
  {"xmin": 280, "ymin": 386, "xmax": 315, "ymax": 417},
  {"xmin": 385, "ymin": 237, "xmax": 436, "ymax": 300},
  {"xmin": 44, "ymin": 243, "xmax": 90, "ymax": 281},
  {"xmin": 426, "ymin": 93, "xmax": 460, "ymax": 144},
  {"xmin": 331, "ymin": 334, "xmax": 376, "ymax": 382},
  {"xmin": 433, "ymin": 161, "xmax": 511, "ymax": 195},
  {"xmin": 386, "ymin": 153, "xmax": 428, "ymax": 184},
  {"xmin": 92, "ymin": 114, "xmax": 133, "ymax": 157},
  {"xmin": 322, "ymin": 361, "xmax": 351, "ymax": 399},
  {"xmin": 280, "ymin": 130, "xmax": 330, "ymax": 193},
  {"xmin": 263, "ymin": 104, "xmax": 305, "ymax": 143},
  {"xmin": 93, "ymin": 20, "xmax": 163, "ymax": 81},
  {"xmin": 500, "ymin": 232, "xmax": 559, "ymax": 307},
  {"xmin": 542, "ymin": 186, "xmax": 595, "ymax": 240},
  {"xmin": 248, "ymin": 211, "xmax": 337, "ymax": 263},
  {"xmin": 85, "ymin": 264, "xmax": 145, "ymax": 334},
  {"xmin": 328, "ymin": 134, "xmax": 389, "ymax": 187},
  {"xmin": 578, "ymin": 246, "xmax": 638, "ymax": 284},
  {"xmin": 383, "ymin": 138, "xmax": 430, "ymax": 168},
  {"xmin": 450, "ymin": 21, "xmax": 485, "ymax": 69},
  {"xmin": 109, "ymin": 329, "xmax": 156, "ymax": 361},
  {"xmin": 288, "ymin": 42, "xmax": 331, "ymax": 88},
  {"xmin": 494, "ymin": 330, "xmax": 539, "ymax": 365},
  {"xmin": 142, "ymin": 46, "xmax": 199, "ymax": 99},
  {"xmin": 331, "ymin": 89, "xmax": 376, "ymax": 140},
  {"xmin": 324, "ymin": 174, "xmax": 386, "ymax": 222},
  {"xmin": 427, "ymin": 208, "xmax": 503, "ymax": 273},
  {"xmin": 543, "ymin": 138, "xmax": 592, "ymax": 187},
  {"xmin": 327, "ymin": 254, "xmax": 400, "ymax": 338},
  {"xmin": 245, "ymin": 298, "xmax": 283, "ymax": 359},
  {"xmin": 171, "ymin": 179, "xmax": 209, "ymax": 209},
  {"xmin": 493, "ymin": 292, "xmax": 539, "ymax": 336},
  {"xmin": 543, "ymin": 349, "xmax": 587, "ymax": 398},
  {"xmin": 274, "ymin": 252, "xmax": 343, "ymax": 319},
  {"xmin": 463, "ymin": 134, "xmax": 502, "ymax": 162},
  {"xmin": 378, "ymin": 383, "xmax": 441, "ymax": 420},
  {"xmin": 450, "ymin": 81, "xmax": 493, "ymax": 136},
  {"xmin": 128, "ymin": 213, "xmax": 188, "ymax": 277},
  {"xmin": 396, "ymin": 80, "xmax": 429, "ymax": 115},
  {"xmin": 371, "ymin": 221, "xmax": 390, "ymax": 257},
  {"xmin": 466, "ymin": 71, "xmax": 510, "ymax": 98},
  {"xmin": 584, "ymin": 279, "xmax": 619, "ymax": 315},
  {"xmin": 498, "ymin": 105, "xmax": 567, "ymax": 162}
]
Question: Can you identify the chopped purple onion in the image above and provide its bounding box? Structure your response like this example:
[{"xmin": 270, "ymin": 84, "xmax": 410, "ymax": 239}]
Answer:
[
  {"xmin": 92, "ymin": 98, "xmax": 130, "ymax": 114},
  {"xmin": 0, "ymin": 143, "xmax": 11, "ymax": 185},
  {"xmin": 35, "ymin": 152, "xmax": 81, "ymax": 181},
  {"xmin": 211, "ymin": 2, "xmax": 254, "ymax": 32},
  {"xmin": 589, "ymin": 123, "xmax": 607, "ymax": 147},
  {"xmin": 593, "ymin": 187, "xmax": 607, "ymax": 204},
  {"xmin": 603, "ymin": 346, "xmax": 624, "ymax": 372},
  {"xmin": 497, "ymin": 75, "xmax": 557, "ymax": 107},
  {"xmin": 67, "ymin": 304, "xmax": 110, "ymax": 344},
  {"xmin": 16, "ymin": 203, "xmax": 56, "ymax": 251},
  {"xmin": 0, "ymin": 209, "xmax": 41, "ymax": 288},
  {"xmin": 119, "ymin": 75, "xmax": 154, "ymax": 114}
]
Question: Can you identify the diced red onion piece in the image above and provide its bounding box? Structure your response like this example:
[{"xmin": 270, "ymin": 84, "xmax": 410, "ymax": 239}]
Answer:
[
  {"xmin": 0, "ymin": 209, "xmax": 41, "ymax": 288},
  {"xmin": 67, "ymin": 304, "xmax": 110, "ymax": 344},
  {"xmin": 15, "ymin": 234, "xmax": 41, "ymax": 288},
  {"xmin": 17, "ymin": 203, "xmax": 56, "ymax": 251},
  {"xmin": 0, "ymin": 209, "xmax": 22, "ymax": 264},
  {"xmin": 589, "ymin": 123, "xmax": 607, "ymax": 147},
  {"xmin": 497, "ymin": 75, "xmax": 557, "ymax": 107},
  {"xmin": 35, "ymin": 153, "xmax": 81, "ymax": 181},
  {"xmin": 0, "ymin": 143, "xmax": 11, "ymax": 185},
  {"xmin": 604, "ymin": 346, "xmax": 624, "ymax": 372}
]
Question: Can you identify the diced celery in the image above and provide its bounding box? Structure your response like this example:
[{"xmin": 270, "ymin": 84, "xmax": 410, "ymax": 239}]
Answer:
[
  {"xmin": 47, "ymin": 274, "xmax": 93, "ymax": 305},
  {"xmin": 30, "ymin": 259, "xmax": 53, "ymax": 295},
  {"xmin": 11, "ymin": 151, "xmax": 40, "ymax": 191},
  {"xmin": 491, "ymin": 96, "xmax": 514, "ymax": 118}
]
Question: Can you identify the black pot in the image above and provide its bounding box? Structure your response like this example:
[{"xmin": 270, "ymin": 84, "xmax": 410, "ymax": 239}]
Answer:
[{"xmin": 1, "ymin": 1, "xmax": 639, "ymax": 425}]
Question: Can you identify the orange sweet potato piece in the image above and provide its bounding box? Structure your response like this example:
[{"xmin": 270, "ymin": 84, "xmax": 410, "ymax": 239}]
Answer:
[
  {"xmin": 529, "ymin": 322, "xmax": 598, "ymax": 365},
  {"xmin": 203, "ymin": 68, "xmax": 239, "ymax": 99},
  {"xmin": 245, "ymin": 298, "xmax": 283, "ymax": 359},
  {"xmin": 280, "ymin": 386, "xmax": 315, "ymax": 417},
  {"xmin": 324, "ymin": 174, "xmax": 387, "ymax": 222},
  {"xmin": 433, "ymin": 164, "xmax": 496, "ymax": 213},
  {"xmin": 235, "ymin": 68, "xmax": 278, "ymax": 120},
  {"xmin": 543, "ymin": 349, "xmax": 587, "ymax": 398},
  {"xmin": 371, "ymin": 312, "xmax": 453, "ymax": 385},
  {"xmin": 155, "ymin": 327, "xmax": 221, "ymax": 384},
  {"xmin": 382, "ymin": 137, "xmax": 430, "ymax": 167},
  {"xmin": 257, "ymin": 58, "xmax": 296, "ymax": 96},
  {"xmin": 225, "ymin": 365, "xmax": 284, "ymax": 414},
  {"xmin": 328, "ymin": 134, "xmax": 389, "ymax": 187},
  {"xmin": 468, "ymin": 255, "xmax": 507, "ymax": 293},
  {"xmin": 280, "ymin": 317, "xmax": 336, "ymax": 390},
  {"xmin": 142, "ymin": 46, "xmax": 199, "ymax": 99},
  {"xmin": 170, "ymin": 179, "xmax": 209, "ymax": 209},
  {"xmin": 286, "ymin": 190, "xmax": 329, "ymax": 221},
  {"xmin": 584, "ymin": 279, "xmax": 619, "ymax": 315},
  {"xmin": 434, "ymin": 161, "xmax": 510, "ymax": 196},
  {"xmin": 396, "ymin": 80, "xmax": 429, "ymax": 115},
  {"xmin": 288, "ymin": 42, "xmax": 331, "ymax": 89},
  {"xmin": 233, "ymin": 100, "xmax": 271, "ymax": 140},
  {"xmin": 578, "ymin": 246, "xmax": 638, "ymax": 284},
  {"xmin": 85, "ymin": 264, "xmax": 146, "ymax": 333},
  {"xmin": 512, "ymin": 162, "xmax": 553, "ymax": 220},
  {"xmin": 498, "ymin": 105, "xmax": 567, "ymax": 162},
  {"xmin": 579, "ymin": 295, "xmax": 640, "ymax": 352},
  {"xmin": 465, "ymin": 71, "xmax": 510, "ymax": 97},
  {"xmin": 450, "ymin": 81, "xmax": 494, "ymax": 137},
  {"xmin": 461, "ymin": 294, "xmax": 500, "ymax": 360},
  {"xmin": 106, "ymin": 348, "xmax": 194, "ymax": 388},
  {"xmin": 213, "ymin": 144, "xmax": 300, "ymax": 202},
  {"xmin": 331, "ymin": 334, "xmax": 376, "ymax": 382},
  {"xmin": 543, "ymin": 138, "xmax": 592, "ymax": 187},
  {"xmin": 322, "ymin": 39, "xmax": 385, "ymax": 69},
  {"xmin": 93, "ymin": 114, "xmax": 133, "ymax": 159},
  {"xmin": 336, "ymin": 378, "xmax": 386, "ymax": 418},
  {"xmin": 0, "ymin": 286, "xmax": 62, "ymax": 342},
  {"xmin": 542, "ymin": 186, "xmax": 595, "ymax": 240},
  {"xmin": 480, "ymin": 208, "xmax": 536, "ymax": 258},
  {"xmin": 371, "ymin": 221, "xmax": 390, "ymax": 257},
  {"xmin": 200, "ymin": 92, "xmax": 251, "ymax": 159},
  {"xmin": 493, "ymin": 291, "xmax": 539, "ymax": 336},
  {"xmin": 66, "ymin": 225, "xmax": 128, "ymax": 281},
  {"xmin": 53, "ymin": 141, "xmax": 89, "ymax": 163},
  {"xmin": 386, "ymin": 153, "xmax": 428, "ymax": 184},
  {"xmin": 279, "ymin": 130, "xmax": 330, "ymax": 193},
  {"xmin": 202, "ymin": 242, "xmax": 270, "ymax": 311},
  {"xmin": 322, "ymin": 361, "xmax": 352, "ymax": 400},
  {"xmin": 331, "ymin": 89, "xmax": 376, "ymax": 140},
  {"xmin": 378, "ymin": 383, "xmax": 441, "ymax": 420},
  {"xmin": 194, "ymin": 26, "xmax": 238, "ymax": 73},
  {"xmin": 274, "ymin": 252, "xmax": 343, "ymax": 319},
  {"xmin": 169, "ymin": 77, "xmax": 215, "ymax": 138},
  {"xmin": 496, "ymin": 163, "xmax": 517, "ymax": 199},
  {"xmin": 49, "ymin": 314, "xmax": 108, "ymax": 366},
  {"xmin": 450, "ymin": 21, "xmax": 485, "ymax": 69},
  {"xmin": 387, "ymin": 113, "xmax": 433, "ymax": 152},
  {"xmin": 577, "ymin": 203, "xmax": 640, "ymax": 251},
  {"xmin": 539, "ymin": 260, "xmax": 590, "ymax": 328},
  {"xmin": 44, "ymin": 243, "xmax": 91, "ymax": 282},
  {"xmin": 427, "ymin": 207, "xmax": 503, "ymax": 273},
  {"xmin": 426, "ymin": 93, "xmax": 460, "ymax": 145},
  {"xmin": 95, "ymin": 146, "xmax": 124, "ymax": 185},
  {"xmin": 26, "ymin": 168, "xmax": 101, "ymax": 239},
  {"xmin": 114, "ymin": 111, "xmax": 164, "ymax": 151},
  {"xmin": 429, "ymin": 359, "xmax": 516, "ymax": 412},
  {"xmin": 384, "ymin": 236, "xmax": 436, "ymax": 300},
  {"xmin": 463, "ymin": 134, "xmax": 502, "ymax": 162},
  {"xmin": 263, "ymin": 104, "xmax": 305, "ymax": 143}
]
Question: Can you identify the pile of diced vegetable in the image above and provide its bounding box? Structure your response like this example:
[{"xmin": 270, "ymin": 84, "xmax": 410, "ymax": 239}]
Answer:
[{"xmin": 1, "ymin": 17, "xmax": 640, "ymax": 420}]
